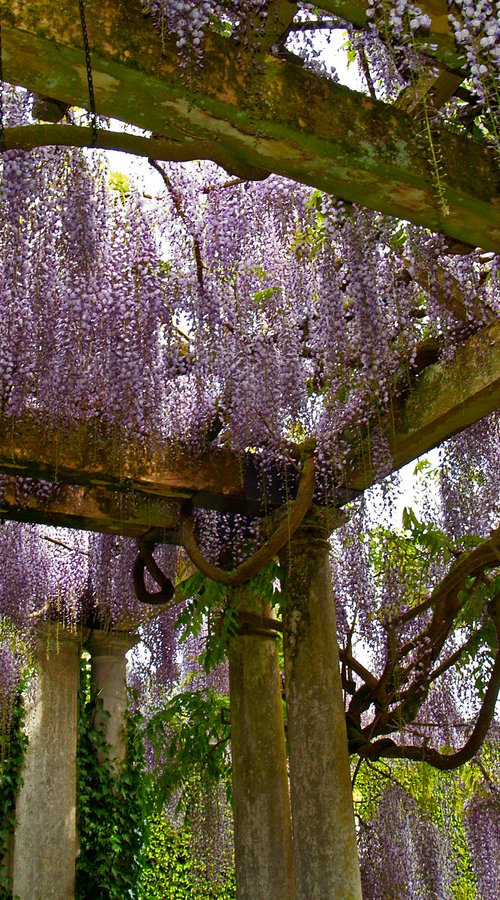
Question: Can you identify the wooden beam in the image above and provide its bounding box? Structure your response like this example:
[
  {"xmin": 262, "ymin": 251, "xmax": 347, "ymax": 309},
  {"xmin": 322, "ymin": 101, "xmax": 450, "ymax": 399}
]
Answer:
[
  {"xmin": 0, "ymin": 418, "xmax": 245, "ymax": 503},
  {"xmin": 348, "ymin": 323, "xmax": 500, "ymax": 489},
  {"xmin": 0, "ymin": 478, "xmax": 181, "ymax": 538},
  {"xmin": 4, "ymin": 1, "xmax": 499, "ymax": 250},
  {"xmin": 0, "ymin": 325, "xmax": 498, "ymax": 535}
]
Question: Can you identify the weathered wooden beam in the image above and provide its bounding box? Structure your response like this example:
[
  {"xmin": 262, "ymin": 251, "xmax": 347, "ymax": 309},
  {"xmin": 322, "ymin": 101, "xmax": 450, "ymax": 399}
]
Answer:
[
  {"xmin": 348, "ymin": 322, "xmax": 500, "ymax": 489},
  {"xmin": 0, "ymin": 478, "xmax": 181, "ymax": 537},
  {"xmin": 0, "ymin": 419, "xmax": 245, "ymax": 504},
  {"xmin": 4, "ymin": 1, "xmax": 499, "ymax": 250},
  {"xmin": 0, "ymin": 325, "xmax": 498, "ymax": 535},
  {"xmin": 258, "ymin": 0, "xmax": 298, "ymax": 52}
]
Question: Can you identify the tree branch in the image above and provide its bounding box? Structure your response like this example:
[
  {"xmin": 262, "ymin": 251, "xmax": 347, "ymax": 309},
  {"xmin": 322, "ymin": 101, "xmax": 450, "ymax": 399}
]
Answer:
[
  {"xmin": 0, "ymin": 125, "xmax": 271, "ymax": 181},
  {"xmin": 363, "ymin": 636, "xmax": 500, "ymax": 771}
]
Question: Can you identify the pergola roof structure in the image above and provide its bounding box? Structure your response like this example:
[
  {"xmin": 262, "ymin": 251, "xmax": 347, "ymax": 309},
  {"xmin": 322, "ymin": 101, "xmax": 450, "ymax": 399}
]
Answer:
[
  {"xmin": 4, "ymin": 0, "xmax": 500, "ymax": 249},
  {"xmin": 0, "ymin": 320, "xmax": 498, "ymax": 539},
  {"xmin": 1, "ymin": 0, "xmax": 499, "ymax": 538}
]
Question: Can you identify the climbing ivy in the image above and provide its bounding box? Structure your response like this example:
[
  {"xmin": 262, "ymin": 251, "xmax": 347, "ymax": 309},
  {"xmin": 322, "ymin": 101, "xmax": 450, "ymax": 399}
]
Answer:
[
  {"xmin": 140, "ymin": 815, "xmax": 236, "ymax": 900},
  {"xmin": 75, "ymin": 658, "xmax": 149, "ymax": 900},
  {"xmin": 0, "ymin": 687, "xmax": 28, "ymax": 900}
]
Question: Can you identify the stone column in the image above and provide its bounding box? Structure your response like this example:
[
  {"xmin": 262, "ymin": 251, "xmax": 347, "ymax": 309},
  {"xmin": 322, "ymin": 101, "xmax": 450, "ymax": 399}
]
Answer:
[
  {"xmin": 12, "ymin": 628, "xmax": 80, "ymax": 900},
  {"xmin": 280, "ymin": 508, "xmax": 362, "ymax": 900},
  {"xmin": 85, "ymin": 630, "xmax": 138, "ymax": 766},
  {"xmin": 229, "ymin": 588, "xmax": 296, "ymax": 900}
]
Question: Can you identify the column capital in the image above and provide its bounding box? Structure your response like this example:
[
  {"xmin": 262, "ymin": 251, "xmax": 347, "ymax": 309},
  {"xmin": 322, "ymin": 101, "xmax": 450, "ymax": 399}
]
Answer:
[
  {"xmin": 35, "ymin": 622, "xmax": 83, "ymax": 657},
  {"xmin": 284, "ymin": 505, "xmax": 346, "ymax": 556},
  {"xmin": 84, "ymin": 629, "xmax": 139, "ymax": 658}
]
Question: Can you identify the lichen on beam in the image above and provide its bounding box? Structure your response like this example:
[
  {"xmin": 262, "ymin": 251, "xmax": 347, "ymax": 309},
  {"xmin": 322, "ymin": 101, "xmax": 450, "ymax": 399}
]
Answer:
[
  {"xmin": 4, "ymin": 1, "xmax": 499, "ymax": 250},
  {"xmin": 348, "ymin": 323, "xmax": 500, "ymax": 489}
]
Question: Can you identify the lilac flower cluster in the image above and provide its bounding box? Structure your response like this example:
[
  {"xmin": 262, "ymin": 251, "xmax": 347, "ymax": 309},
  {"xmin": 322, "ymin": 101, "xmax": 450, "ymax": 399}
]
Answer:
[
  {"xmin": 366, "ymin": 0, "xmax": 431, "ymax": 38},
  {"xmin": 465, "ymin": 789, "xmax": 500, "ymax": 899},
  {"xmin": 358, "ymin": 780, "xmax": 454, "ymax": 900},
  {"xmin": 142, "ymin": 0, "xmax": 269, "ymax": 64},
  {"xmin": 449, "ymin": 0, "xmax": 500, "ymax": 144},
  {"xmin": 0, "ymin": 639, "xmax": 20, "ymax": 718},
  {"xmin": 439, "ymin": 412, "xmax": 500, "ymax": 539}
]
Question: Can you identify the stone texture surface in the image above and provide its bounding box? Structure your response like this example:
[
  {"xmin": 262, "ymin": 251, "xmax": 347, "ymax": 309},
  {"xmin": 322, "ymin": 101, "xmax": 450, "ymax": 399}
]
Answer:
[
  {"xmin": 229, "ymin": 588, "xmax": 296, "ymax": 899},
  {"xmin": 281, "ymin": 508, "xmax": 362, "ymax": 900},
  {"xmin": 85, "ymin": 630, "xmax": 138, "ymax": 766},
  {"xmin": 12, "ymin": 629, "xmax": 80, "ymax": 900}
]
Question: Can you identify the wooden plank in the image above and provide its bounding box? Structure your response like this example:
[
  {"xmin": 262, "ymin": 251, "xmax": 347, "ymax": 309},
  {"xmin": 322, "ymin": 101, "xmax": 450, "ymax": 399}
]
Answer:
[
  {"xmin": 0, "ymin": 478, "xmax": 181, "ymax": 538},
  {"xmin": 0, "ymin": 417, "xmax": 245, "ymax": 502},
  {"xmin": 4, "ymin": 1, "xmax": 499, "ymax": 250},
  {"xmin": 348, "ymin": 323, "xmax": 500, "ymax": 489},
  {"xmin": 0, "ymin": 325, "xmax": 498, "ymax": 535}
]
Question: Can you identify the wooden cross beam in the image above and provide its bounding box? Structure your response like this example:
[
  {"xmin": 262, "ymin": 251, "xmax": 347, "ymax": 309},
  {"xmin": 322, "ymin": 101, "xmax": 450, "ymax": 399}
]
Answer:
[
  {"xmin": 4, "ymin": 1, "xmax": 499, "ymax": 250},
  {"xmin": 1, "ymin": 324, "xmax": 498, "ymax": 538}
]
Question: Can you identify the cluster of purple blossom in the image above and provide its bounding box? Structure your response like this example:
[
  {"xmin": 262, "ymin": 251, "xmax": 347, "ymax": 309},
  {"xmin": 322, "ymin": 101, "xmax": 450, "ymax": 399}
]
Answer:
[
  {"xmin": 0, "ymin": 639, "xmax": 19, "ymax": 718},
  {"xmin": 141, "ymin": 0, "xmax": 269, "ymax": 62},
  {"xmin": 450, "ymin": 1, "xmax": 500, "ymax": 84},
  {"xmin": 365, "ymin": 0, "xmax": 431, "ymax": 37}
]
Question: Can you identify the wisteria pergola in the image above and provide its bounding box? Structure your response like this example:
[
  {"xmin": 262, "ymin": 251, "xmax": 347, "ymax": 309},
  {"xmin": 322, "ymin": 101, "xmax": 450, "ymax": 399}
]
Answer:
[
  {"xmin": 2, "ymin": 0, "xmax": 499, "ymax": 532},
  {"xmin": 1, "ymin": 2, "xmax": 499, "ymax": 899}
]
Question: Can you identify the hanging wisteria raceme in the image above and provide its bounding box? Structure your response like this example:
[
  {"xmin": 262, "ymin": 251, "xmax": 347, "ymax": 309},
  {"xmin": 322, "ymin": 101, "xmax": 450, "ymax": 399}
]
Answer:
[
  {"xmin": 0, "ymin": 639, "xmax": 21, "ymax": 723},
  {"xmin": 448, "ymin": 0, "xmax": 500, "ymax": 146},
  {"xmin": 0, "ymin": 83, "xmax": 498, "ymax": 476},
  {"xmin": 358, "ymin": 779, "xmax": 456, "ymax": 900},
  {"xmin": 439, "ymin": 411, "xmax": 500, "ymax": 539},
  {"xmin": 464, "ymin": 782, "xmax": 500, "ymax": 900},
  {"xmin": 142, "ymin": 0, "xmax": 269, "ymax": 64},
  {"xmin": 0, "ymin": 522, "xmax": 89, "ymax": 633}
]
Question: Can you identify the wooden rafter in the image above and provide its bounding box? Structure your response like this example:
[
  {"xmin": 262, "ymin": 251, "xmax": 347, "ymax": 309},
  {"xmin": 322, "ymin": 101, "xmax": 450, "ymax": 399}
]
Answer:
[
  {"xmin": 1, "ymin": 324, "xmax": 498, "ymax": 538},
  {"xmin": 3, "ymin": 1, "xmax": 499, "ymax": 250}
]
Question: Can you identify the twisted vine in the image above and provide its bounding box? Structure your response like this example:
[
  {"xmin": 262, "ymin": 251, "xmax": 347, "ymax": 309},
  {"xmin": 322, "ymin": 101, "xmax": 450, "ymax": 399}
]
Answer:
[
  {"xmin": 133, "ymin": 537, "xmax": 175, "ymax": 605},
  {"xmin": 180, "ymin": 446, "xmax": 316, "ymax": 587}
]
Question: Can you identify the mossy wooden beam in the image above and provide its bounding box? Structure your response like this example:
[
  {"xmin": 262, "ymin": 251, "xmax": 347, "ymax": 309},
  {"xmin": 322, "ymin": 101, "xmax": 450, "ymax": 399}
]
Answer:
[
  {"xmin": 0, "ymin": 477, "xmax": 182, "ymax": 537},
  {"xmin": 0, "ymin": 326, "xmax": 498, "ymax": 535},
  {"xmin": 0, "ymin": 418, "xmax": 245, "ymax": 505},
  {"xmin": 4, "ymin": 1, "xmax": 499, "ymax": 250},
  {"xmin": 348, "ymin": 323, "xmax": 500, "ymax": 489}
]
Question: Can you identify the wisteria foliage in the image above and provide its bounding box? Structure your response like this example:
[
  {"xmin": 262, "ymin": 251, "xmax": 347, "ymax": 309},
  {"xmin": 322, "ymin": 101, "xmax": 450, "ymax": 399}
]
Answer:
[{"xmin": 1, "ymin": 91, "xmax": 498, "ymax": 469}]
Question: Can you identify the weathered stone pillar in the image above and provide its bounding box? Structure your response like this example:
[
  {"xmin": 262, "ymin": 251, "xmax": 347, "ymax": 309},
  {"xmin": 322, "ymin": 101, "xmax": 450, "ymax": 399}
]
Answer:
[
  {"xmin": 85, "ymin": 630, "xmax": 138, "ymax": 766},
  {"xmin": 280, "ymin": 507, "xmax": 362, "ymax": 900},
  {"xmin": 12, "ymin": 628, "xmax": 80, "ymax": 900},
  {"xmin": 229, "ymin": 588, "xmax": 296, "ymax": 900}
]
